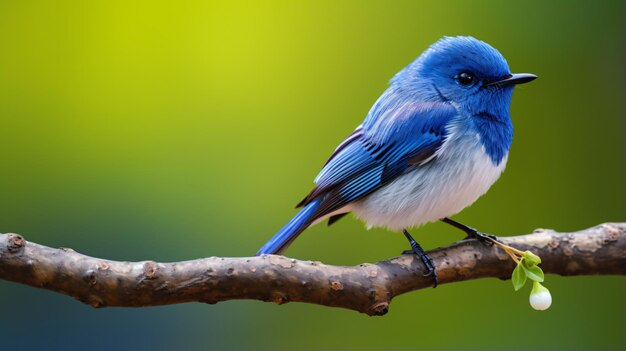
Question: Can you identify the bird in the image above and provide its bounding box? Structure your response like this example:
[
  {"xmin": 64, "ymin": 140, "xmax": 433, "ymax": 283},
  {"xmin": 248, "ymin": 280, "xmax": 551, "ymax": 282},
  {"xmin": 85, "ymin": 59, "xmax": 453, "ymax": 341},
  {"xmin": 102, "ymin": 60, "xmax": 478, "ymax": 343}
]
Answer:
[{"xmin": 256, "ymin": 36, "xmax": 536, "ymax": 287}]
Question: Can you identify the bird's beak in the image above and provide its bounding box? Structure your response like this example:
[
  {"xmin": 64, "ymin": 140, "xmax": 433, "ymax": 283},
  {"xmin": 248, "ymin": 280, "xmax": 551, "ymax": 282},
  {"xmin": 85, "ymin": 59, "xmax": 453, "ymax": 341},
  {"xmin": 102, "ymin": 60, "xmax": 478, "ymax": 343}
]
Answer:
[{"xmin": 486, "ymin": 73, "xmax": 537, "ymax": 87}]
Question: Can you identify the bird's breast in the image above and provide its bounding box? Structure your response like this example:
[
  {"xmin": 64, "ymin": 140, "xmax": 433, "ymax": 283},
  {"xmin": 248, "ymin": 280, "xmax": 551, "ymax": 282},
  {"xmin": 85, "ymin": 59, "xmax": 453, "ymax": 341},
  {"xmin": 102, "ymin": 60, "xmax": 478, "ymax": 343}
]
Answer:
[{"xmin": 351, "ymin": 131, "xmax": 507, "ymax": 230}]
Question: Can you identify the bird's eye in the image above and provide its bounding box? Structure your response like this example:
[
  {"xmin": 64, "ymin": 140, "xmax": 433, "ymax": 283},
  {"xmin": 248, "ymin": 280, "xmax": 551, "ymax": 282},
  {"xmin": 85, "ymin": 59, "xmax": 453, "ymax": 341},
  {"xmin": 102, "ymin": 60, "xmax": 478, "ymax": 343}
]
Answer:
[{"xmin": 457, "ymin": 72, "xmax": 474, "ymax": 86}]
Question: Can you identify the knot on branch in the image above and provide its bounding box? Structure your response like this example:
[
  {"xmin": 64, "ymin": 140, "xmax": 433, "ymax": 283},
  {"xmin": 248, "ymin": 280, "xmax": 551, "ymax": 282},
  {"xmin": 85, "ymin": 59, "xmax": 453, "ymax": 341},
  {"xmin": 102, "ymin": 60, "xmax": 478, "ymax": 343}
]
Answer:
[
  {"xmin": 369, "ymin": 302, "xmax": 390, "ymax": 316},
  {"xmin": 6, "ymin": 234, "xmax": 25, "ymax": 254}
]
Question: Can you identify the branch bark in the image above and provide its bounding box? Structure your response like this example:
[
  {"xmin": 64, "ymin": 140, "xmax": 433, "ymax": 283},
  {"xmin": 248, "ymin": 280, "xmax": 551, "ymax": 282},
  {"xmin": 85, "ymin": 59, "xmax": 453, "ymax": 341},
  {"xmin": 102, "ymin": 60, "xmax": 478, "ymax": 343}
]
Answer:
[{"xmin": 0, "ymin": 223, "xmax": 624, "ymax": 316}]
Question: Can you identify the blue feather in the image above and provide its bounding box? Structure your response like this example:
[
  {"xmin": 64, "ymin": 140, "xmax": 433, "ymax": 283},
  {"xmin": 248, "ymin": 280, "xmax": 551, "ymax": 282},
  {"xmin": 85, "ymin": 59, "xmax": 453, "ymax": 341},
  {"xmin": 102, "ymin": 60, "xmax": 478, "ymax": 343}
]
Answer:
[{"xmin": 256, "ymin": 199, "xmax": 321, "ymax": 255}]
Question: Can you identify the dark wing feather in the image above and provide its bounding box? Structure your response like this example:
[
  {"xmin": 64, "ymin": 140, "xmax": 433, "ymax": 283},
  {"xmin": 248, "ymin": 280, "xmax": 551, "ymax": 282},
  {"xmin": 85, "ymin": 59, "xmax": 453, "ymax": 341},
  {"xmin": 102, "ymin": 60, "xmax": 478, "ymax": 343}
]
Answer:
[{"xmin": 327, "ymin": 213, "xmax": 349, "ymax": 226}]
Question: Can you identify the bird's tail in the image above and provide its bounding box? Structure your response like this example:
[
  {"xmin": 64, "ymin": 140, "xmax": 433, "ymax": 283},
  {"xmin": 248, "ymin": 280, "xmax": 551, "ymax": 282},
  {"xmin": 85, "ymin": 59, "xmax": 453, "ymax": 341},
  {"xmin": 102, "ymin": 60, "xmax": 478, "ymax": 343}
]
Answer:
[{"xmin": 256, "ymin": 199, "xmax": 321, "ymax": 255}]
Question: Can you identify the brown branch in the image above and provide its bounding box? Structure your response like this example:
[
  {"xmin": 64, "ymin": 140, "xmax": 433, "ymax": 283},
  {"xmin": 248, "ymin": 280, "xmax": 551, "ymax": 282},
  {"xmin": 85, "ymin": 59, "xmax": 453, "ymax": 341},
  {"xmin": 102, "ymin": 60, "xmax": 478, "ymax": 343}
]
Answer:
[{"xmin": 0, "ymin": 223, "xmax": 624, "ymax": 316}]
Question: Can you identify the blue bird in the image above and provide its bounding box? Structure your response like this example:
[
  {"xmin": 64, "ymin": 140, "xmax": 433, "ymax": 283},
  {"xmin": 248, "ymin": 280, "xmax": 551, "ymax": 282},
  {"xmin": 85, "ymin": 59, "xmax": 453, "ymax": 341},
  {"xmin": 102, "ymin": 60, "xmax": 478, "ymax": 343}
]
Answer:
[{"xmin": 257, "ymin": 36, "xmax": 536, "ymax": 286}]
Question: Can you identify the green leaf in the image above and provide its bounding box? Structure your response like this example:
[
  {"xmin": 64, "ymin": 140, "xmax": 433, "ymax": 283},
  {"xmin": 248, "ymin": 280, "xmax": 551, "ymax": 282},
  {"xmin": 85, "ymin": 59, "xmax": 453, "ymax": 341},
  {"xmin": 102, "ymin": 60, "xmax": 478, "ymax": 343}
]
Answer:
[
  {"xmin": 522, "ymin": 263, "xmax": 545, "ymax": 282},
  {"xmin": 512, "ymin": 263, "xmax": 527, "ymax": 291},
  {"xmin": 523, "ymin": 250, "xmax": 542, "ymax": 265}
]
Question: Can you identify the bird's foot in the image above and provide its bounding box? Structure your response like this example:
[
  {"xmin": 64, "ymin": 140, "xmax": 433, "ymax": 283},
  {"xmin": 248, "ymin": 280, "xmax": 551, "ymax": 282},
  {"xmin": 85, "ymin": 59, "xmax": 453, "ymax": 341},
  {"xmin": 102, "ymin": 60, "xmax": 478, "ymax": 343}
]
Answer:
[
  {"xmin": 463, "ymin": 228, "xmax": 498, "ymax": 246},
  {"xmin": 441, "ymin": 218, "xmax": 498, "ymax": 246},
  {"xmin": 401, "ymin": 230, "xmax": 438, "ymax": 288}
]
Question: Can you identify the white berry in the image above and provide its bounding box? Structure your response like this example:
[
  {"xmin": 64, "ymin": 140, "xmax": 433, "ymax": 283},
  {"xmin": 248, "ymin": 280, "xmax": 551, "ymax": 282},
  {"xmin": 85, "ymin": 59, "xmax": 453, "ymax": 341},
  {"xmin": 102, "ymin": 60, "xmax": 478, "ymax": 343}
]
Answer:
[
  {"xmin": 529, "ymin": 281, "xmax": 552, "ymax": 310},
  {"xmin": 529, "ymin": 291, "xmax": 552, "ymax": 310}
]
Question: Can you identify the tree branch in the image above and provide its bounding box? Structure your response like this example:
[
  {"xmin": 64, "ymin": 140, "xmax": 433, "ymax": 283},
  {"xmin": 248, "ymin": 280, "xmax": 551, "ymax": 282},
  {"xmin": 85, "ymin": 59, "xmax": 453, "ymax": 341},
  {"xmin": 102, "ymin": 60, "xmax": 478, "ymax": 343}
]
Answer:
[{"xmin": 0, "ymin": 223, "xmax": 624, "ymax": 316}]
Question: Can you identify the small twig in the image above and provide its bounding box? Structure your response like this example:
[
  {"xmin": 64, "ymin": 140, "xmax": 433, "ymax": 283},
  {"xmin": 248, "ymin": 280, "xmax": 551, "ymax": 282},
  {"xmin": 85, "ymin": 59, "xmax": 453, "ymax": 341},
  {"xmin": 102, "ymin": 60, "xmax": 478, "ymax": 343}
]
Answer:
[{"xmin": 0, "ymin": 223, "xmax": 624, "ymax": 316}]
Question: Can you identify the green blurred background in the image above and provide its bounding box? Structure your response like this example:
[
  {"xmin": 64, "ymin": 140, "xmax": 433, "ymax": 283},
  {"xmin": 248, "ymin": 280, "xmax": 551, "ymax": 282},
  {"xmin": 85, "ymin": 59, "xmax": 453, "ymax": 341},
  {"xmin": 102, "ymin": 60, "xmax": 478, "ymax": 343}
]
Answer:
[{"xmin": 1, "ymin": 0, "xmax": 624, "ymax": 350}]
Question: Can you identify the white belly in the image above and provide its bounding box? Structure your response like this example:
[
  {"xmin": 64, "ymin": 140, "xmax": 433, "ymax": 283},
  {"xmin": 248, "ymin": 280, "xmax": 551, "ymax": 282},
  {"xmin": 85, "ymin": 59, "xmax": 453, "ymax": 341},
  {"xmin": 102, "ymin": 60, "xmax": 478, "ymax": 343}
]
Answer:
[{"xmin": 351, "ymin": 133, "xmax": 507, "ymax": 230}]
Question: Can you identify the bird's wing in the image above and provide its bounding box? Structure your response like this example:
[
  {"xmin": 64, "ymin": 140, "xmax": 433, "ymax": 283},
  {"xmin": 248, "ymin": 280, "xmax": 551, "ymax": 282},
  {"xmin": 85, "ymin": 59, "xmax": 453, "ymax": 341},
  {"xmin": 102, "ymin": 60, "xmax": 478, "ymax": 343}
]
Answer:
[{"xmin": 297, "ymin": 101, "xmax": 456, "ymax": 221}]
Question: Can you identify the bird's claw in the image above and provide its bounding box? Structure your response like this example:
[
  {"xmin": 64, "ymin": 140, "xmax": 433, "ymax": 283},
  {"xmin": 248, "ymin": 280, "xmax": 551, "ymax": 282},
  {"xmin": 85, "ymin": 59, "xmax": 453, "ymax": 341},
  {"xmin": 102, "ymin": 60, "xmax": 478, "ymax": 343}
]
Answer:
[
  {"xmin": 442, "ymin": 218, "xmax": 498, "ymax": 246},
  {"xmin": 419, "ymin": 254, "xmax": 438, "ymax": 288},
  {"xmin": 400, "ymin": 248, "xmax": 438, "ymax": 288},
  {"xmin": 464, "ymin": 230, "xmax": 498, "ymax": 246},
  {"xmin": 401, "ymin": 229, "xmax": 438, "ymax": 288},
  {"xmin": 422, "ymin": 265, "xmax": 436, "ymax": 277},
  {"xmin": 424, "ymin": 266, "xmax": 438, "ymax": 288}
]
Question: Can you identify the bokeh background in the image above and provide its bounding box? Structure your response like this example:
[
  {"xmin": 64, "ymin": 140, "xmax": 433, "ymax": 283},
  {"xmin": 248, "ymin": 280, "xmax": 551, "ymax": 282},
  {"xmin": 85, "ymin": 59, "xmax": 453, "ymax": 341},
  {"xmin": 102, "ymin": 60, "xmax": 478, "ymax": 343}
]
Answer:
[{"xmin": 1, "ymin": 0, "xmax": 624, "ymax": 350}]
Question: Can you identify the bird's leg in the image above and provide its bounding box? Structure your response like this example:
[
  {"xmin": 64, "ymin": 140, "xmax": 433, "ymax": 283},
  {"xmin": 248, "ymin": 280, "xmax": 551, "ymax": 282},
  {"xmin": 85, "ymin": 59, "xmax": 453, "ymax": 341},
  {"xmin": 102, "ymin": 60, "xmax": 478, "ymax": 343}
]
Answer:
[
  {"xmin": 401, "ymin": 229, "xmax": 438, "ymax": 288},
  {"xmin": 441, "ymin": 217, "xmax": 498, "ymax": 245}
]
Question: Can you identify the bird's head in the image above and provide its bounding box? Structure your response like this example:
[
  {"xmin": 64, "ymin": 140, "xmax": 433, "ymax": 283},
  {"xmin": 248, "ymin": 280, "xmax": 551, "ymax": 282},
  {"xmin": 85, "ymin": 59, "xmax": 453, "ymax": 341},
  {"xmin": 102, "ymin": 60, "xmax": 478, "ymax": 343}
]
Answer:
[{"xmin": 392, "ymin": 36, "xmax": 536, "ymax": 115}]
